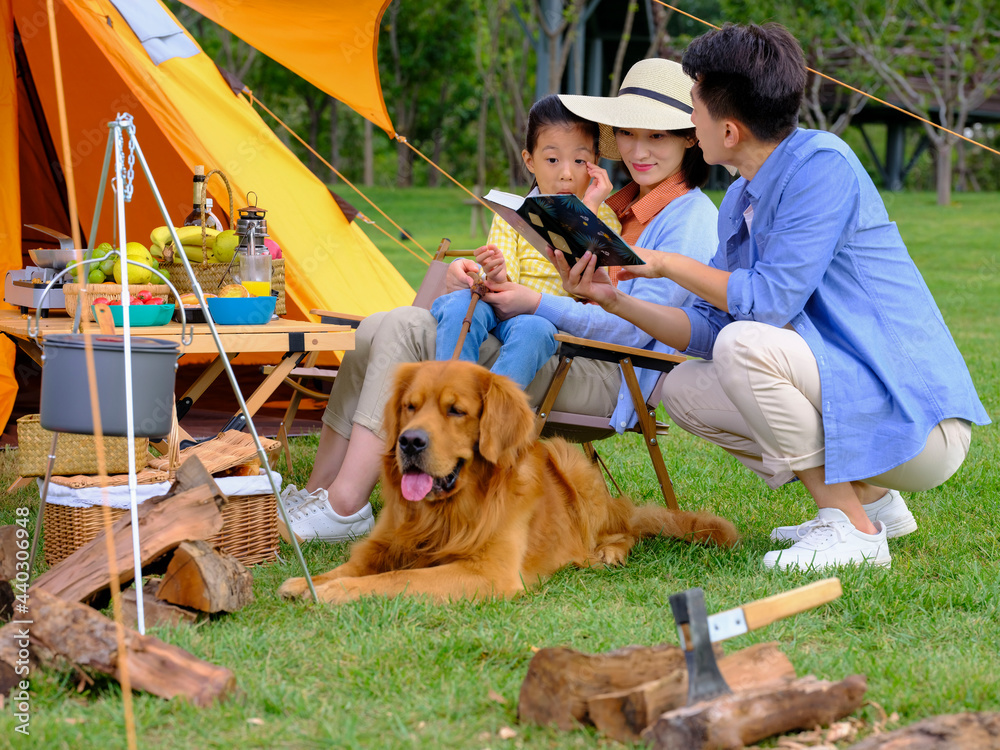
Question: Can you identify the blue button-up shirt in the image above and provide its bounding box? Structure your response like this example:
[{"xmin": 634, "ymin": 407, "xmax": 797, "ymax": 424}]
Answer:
[{"xmin": 683, "ymin": 128, "xmax": 989, "ymax": 484}]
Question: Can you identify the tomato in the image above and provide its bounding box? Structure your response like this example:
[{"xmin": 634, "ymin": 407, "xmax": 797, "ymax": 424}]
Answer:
[
  {"xmin": 92, "ymin": 297, "xmax": 111, "ymax": 305},
  {"xmin": 108, "ymin": 300, "xmax": 121, "ymax": 306},
  {"xmin": 136, "ymin": 290, "xmax": 152, "ymax": 301},
  {"xmin": 146, "ymin": 297, "xmax": 165, "ymax": 305}
]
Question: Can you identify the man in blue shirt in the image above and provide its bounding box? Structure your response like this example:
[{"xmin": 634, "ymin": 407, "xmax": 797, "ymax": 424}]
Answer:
[{"xmin": 548, "ymin": 23, "xmax": 989, "ymax": 571}]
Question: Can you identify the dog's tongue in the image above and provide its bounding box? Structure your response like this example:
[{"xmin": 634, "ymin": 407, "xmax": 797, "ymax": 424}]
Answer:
[{"xmin": 401, "ymin": 472, "xmax": 434, "ymax": 502}]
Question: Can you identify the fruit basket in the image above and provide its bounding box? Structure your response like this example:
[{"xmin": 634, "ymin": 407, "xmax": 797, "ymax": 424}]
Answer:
[
  {"xmin": 157, "ymin": 258, "xmax": 285, "ymax": 315},
  {"xmin": 64, "ymin": 283, "xmax": 171, "ymax": 321}
]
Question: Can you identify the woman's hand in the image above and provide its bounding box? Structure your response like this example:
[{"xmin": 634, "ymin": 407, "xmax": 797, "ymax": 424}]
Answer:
[
  {"xmin": 475, "ymin": 244, "xmax": 508, "ymax": 284},
  {"xmin": 545, "ymin": 247, "xmax": 618, "ymax": 309},
  {"xmin": 582, "ymin": 162, "xmax": 614, "ymax": 214},
  {"xmin": 616, "ymin": 245, "xmax": 666, "ymax": 282},
  {"xmin": 481, "ymin": 281, "xmax": 542, "ymax": 320},
  {"xmin": 444, "ymin": 256, "xmax": 482, "ymax": 293}
]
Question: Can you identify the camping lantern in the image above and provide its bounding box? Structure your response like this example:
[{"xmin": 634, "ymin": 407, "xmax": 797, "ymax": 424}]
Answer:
[{"xmin": 236, "ymin": 193, "xmax": 269, "ymax": 256}]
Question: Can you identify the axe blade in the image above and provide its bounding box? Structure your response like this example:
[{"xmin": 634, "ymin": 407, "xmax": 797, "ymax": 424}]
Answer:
[{"xmin": 669, "ymin": 587, "xmax": 732, "ymax": 705}]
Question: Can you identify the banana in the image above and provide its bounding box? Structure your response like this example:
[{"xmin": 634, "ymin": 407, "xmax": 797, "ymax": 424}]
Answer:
[
  {"xmin": 180, "ymin": 244, "xmax": 205, "ymax": 263},
  {"xmin": 149, "ymin": 225, "xmax": 220, "ymax": 249}
]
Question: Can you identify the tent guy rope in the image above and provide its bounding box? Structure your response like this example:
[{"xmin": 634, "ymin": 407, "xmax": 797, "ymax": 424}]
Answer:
[
  {"xmin": 244, "ymin": 89, "xmax": 434, "ymax": 262},
  {"xmin": 652, "ymin": 0, "xmax": 1000, "ymax": 158}
]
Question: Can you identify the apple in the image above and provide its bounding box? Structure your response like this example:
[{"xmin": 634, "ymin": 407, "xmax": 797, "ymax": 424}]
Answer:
[{"xmin": 264, "ymin": 238, "xmax": 282, "ymax": 260}]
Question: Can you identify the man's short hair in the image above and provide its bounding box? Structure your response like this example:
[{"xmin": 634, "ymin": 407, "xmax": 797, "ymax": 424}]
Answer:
[{"xmin": 682, "ymin": 23, "xmax": 806, "ymax": 143}]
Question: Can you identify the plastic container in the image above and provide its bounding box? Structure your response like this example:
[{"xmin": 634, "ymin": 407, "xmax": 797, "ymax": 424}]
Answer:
[
  {"xmin": 39, "ymin": 334, "xmax": 180, "ymax": 437},
  {"xmin": 94, "ymin": 303, "xmax": 173, "ymax": 327},
  {"xmin": 206, "ymin": 295, "xmax": 276, "ymax": 325}
]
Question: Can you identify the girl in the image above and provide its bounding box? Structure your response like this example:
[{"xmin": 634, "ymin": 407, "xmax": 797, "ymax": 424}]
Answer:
[{"xmin": 430, "ymin": 95, "xmax": 621, "ymax": 388}]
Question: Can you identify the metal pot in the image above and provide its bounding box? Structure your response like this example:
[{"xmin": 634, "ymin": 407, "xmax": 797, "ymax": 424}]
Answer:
[{"xmin": 40, "ymin": 334, "xmax": 180, "ymax": 437}]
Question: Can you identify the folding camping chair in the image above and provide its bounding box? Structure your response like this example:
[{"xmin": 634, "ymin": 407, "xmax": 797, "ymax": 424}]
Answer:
[{"xmin": 272, "ymin": 238, "xmax": 688, "ymax": 509}]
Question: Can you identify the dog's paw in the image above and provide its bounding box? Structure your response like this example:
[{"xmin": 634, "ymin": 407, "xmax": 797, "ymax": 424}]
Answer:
[
  {"xmin": 314, "ymin": 579, "xmax": 363, "ymax": 604},
  {"xmin": 277, "ymin": 577, "xmax": 311, "ymax": 600},
  {"xmin": 593, "ymin": 543, "xmax": 630, "ymax": 566}
]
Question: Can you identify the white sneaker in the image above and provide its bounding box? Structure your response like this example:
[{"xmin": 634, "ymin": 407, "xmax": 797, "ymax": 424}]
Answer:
[
  {"xmin": 281, "ymin": 494, "xmax": 375, "ymax": 544},
  {"xmin": 770, "ymin": 489, "xmax": 916, "ymax": 543},
  {"xmin": 763, "ymin": 508, "xmax": 891, "ymax": 571},
  {"xmin": 279, "ymin": 484, "xmax": 326, "ymax": 513}
]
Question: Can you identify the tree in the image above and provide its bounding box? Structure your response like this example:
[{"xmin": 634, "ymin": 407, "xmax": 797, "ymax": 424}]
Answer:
[{"xmin": 836, "ymin": 0, "xmax": 1000, "ymax": 204}]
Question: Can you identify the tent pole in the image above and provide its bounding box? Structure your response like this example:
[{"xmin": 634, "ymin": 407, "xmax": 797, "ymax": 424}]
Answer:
[{"xmin": 44, "ymin": 0, "xmax": 81, "ymax": 249}]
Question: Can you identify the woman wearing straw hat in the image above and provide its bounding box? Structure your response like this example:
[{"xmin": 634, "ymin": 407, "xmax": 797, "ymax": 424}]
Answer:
[
  {"xmin": 276, "ymin": 60, "xmax": 721, "ymax": 546},
  {"xmin": 549, "ymin": 23, "xmax": 989, "ymax": 572}
]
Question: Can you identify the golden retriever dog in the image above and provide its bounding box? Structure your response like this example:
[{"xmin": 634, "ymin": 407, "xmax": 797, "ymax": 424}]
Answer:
[{"xmin": 278, "ymin": 360, "xmax": 738, "ymax": 604}]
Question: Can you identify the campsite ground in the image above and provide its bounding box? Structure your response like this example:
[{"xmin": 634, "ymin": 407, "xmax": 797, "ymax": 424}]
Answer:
[{"xmin": 0, "ymin": 190, "xmax": 996, "ymax": 748}]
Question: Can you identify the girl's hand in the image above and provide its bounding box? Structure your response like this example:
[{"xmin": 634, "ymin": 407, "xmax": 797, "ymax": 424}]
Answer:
[
  {"xmin": 582, "ymin": 162, "xmax": 613, "ymax": 214},
  {"xmin": 444, "ymin": 257, "xmax": 482, "ymax": 293},
  {"xmin": 475, "ymin": 245, "xmax": 508, "ymax": 284},
  {"xmin": 545, "ymin": 247, "xmax": 618, "ymax": 308},
  {"xmin": 615, "ymin": 246, "xmax": 665, "ymax": 282},
  {"xmin": 481, "ymin": 281, "xmax": 542, "ymax": 320}
]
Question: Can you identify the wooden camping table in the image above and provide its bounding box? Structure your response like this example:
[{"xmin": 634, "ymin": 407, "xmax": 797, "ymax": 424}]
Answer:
[{"xmin": 0, "ymin": 310, "xmax": 354, "ymax": 442}]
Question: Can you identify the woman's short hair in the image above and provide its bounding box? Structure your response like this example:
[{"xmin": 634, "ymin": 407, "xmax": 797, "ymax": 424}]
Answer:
[{"xmin": 682, "ymin": 23, "xmax": 806, "ymax": 143}]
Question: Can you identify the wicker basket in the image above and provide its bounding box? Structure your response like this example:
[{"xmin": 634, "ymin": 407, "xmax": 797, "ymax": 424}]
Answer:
[
  {"xmin": 16, "ymin": 414, "xmax": 149, "ymax": 477},
  {"xmin": 159, "ymin": 258, "xmax": 286, "ymax": 315},
  {"xmin": 43, "ymin": 492, "xmax": 279, "ymax": 567},
  {"xmin": 63, "ymin": 283, "xmax": 172, "ymax": 322}
]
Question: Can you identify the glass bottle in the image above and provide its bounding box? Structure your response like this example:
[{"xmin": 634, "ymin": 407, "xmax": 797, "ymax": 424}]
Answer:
[{"xmin": 182, "ymin": 166, "xmax": 223, "ymax": 229}]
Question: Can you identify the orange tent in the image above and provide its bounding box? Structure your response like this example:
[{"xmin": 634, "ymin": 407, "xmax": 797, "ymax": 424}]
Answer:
[{"xmin": 1, "ymin": 0, "xmax": 414, "ymax": 431}]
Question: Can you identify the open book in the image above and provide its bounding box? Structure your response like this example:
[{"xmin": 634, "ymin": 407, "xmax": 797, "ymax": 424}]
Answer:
[{"xmin": 482, "ymin": 189, "xmax": 645, "ymax": 267}]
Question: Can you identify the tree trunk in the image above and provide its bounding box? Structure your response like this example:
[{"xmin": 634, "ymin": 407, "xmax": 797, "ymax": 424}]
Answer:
[
  {"xmin": 329, "ymin": 97, "xmax": 339, "ymax": 182},
  {"xmin": 609, "ymin": 2, "xmax": 638, "ymax": 94},
  {"xmin": 936, "ymin": 140, "xmax": 953, "ymax": 205},
  {"xmin": 363, "ymin": 119, "xmax": 374, "ymax": 187}
]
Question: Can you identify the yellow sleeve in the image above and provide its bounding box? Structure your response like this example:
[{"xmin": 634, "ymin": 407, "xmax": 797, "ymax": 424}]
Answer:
[
  {"xmin": 597, "ymin": 202, "xmax": 622, "ymax": 234},
  {"xmin": 486, "ymin": 213, "xmax": 521, "ymax": 286}
]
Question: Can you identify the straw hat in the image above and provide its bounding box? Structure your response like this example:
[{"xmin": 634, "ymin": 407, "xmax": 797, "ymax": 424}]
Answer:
[{"xmin": 559, "ymin": 58, "xmax": 695, "ymax": 161}]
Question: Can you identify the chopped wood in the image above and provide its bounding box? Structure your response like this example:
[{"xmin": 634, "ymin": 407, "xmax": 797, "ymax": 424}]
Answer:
[
  {"xmin": 156, "ymin": 541, "xmax": 253, "ymax": 613},
  {"xmin": 121, "ymin": 579, "xmax": 203, "ymax": 629},
  {"xmin": 847, "ymin": 712, "xmax": 1000, "ymax": 749},
  {"xmin": 642, "ymin": 674, "xmax": 868, "ymax": 750},
  {"xmin": 586, "ymin": 641, "xmax": 796, "ymax": 743},
  {"xmin": 0, "ymin": 581, "xmax": 13, "ymax": 622},
  {"xmin": 0, "ymin": 525, "xmax": 21, "ymax": 580},
  {"xmin": 518, "ymin": 642, "xmax": 721, "ymax": 730},
  {"xmin": 32, "ymin": 457, "xmax": 226, "ymax": 603},
  {"xmin": 0, "ymin": 587, "xmax": 234, "ymax": 706}
]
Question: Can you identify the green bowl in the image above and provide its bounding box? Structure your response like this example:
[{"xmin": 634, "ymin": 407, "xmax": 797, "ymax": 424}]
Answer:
[{"xmin": 94, "ymin": 303, "xmax": 174, "ymax": 327}]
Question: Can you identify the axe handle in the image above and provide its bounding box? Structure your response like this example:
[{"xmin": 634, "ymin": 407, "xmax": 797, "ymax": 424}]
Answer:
[{"xmin": 742, "ymin": 578, "xmax": 842, "ymax": 631}]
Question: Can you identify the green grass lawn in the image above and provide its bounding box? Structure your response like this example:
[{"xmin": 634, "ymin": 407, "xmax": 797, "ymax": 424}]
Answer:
[{"xmin": 1, "ymin": 191, "xmax": 997, "ymax": 749}]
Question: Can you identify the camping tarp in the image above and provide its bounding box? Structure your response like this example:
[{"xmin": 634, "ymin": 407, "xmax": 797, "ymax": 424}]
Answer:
[{"xmin": 1, "ymin": 0, "xmax": 415, "ymax": 430}]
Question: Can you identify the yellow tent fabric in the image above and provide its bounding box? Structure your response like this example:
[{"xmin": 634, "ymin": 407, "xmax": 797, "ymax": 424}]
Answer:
[
  {"xmin": 1, "ymin": 0, "xmax": 415, "ymax": 430},
  {"xmin": 179, "ymin": 0, "xmax": 395, "ymax": 136}
]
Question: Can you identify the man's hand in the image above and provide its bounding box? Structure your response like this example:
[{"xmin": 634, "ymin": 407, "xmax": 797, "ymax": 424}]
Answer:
[
  {"xmin": 481, "ymin": 281, "xmax": 542, "ymax": 320},
  {"xmin": 582, "ymin": 162, "xmax": 613, "ymax": 215},
  {"xmin": 545, "ymin": 247, "xmax": 618, "ymax": 309},
  {"xmin": 615, "ymin": 245, "xmax": 665, "ymax": 282},
  {"xmin": 444, "ymin": 256, "xmax": 482, "ymax": 293}
]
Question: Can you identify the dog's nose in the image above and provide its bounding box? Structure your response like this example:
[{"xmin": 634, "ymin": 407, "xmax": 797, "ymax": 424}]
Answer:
[{"xmin": 398, "ymin": 429, "xmax": 428, "ymax": 456}]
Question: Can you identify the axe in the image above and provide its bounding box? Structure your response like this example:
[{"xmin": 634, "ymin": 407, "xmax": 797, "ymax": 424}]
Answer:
[{"xmin": 669, "ymin": 578, "xmax": 843, "ymax": 705}]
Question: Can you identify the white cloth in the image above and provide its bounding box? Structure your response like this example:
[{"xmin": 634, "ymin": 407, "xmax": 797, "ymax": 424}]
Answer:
[{"xmin": 39, "ymin": 470, "xmax": 282, "ymax": 509}]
